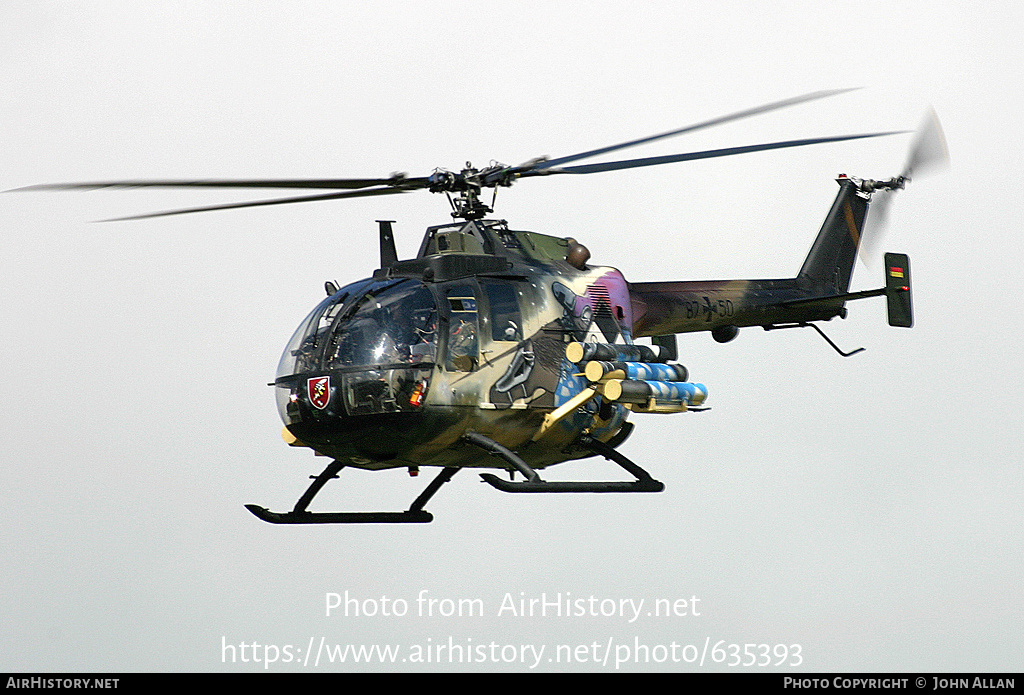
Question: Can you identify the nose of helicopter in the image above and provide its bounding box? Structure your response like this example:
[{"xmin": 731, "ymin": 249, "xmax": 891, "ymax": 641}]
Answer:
[
  {"xmin": 276, "ymin": 369, "xmax": 435, "ymax": 462},
  {"xmin": 282, "ymin": 371, "xmax": 430, "ymax": 417},
  {"xmin": 272, "ymin": 276, "xmax": 441, "ymax": 461}
]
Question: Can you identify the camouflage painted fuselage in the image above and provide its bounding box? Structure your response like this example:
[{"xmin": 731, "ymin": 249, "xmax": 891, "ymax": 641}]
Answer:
[
  {"xmin": 275, "ymin": 177, "xmax": 876, "ymax": 471},
  {"xmin": 275, "ymin": 219, "xmax": 638, "ymax": 471}
]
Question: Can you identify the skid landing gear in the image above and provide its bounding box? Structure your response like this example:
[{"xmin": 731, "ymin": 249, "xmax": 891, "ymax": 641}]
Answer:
[
  {"xmin": 245, "ymin": 460, "xmax": 460, "ymax": 524},
  {"xmin": 467, "ymin": 432, "xmax": 664, "ymax": 493}
]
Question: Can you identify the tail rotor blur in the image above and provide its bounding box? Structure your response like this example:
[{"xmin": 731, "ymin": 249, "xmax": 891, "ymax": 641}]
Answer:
[{"xmin": 861, "ymin": 107, "xmax": 950, "ymax": 262}]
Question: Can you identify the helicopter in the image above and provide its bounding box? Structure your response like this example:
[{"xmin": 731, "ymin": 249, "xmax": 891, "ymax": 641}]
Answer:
[{"xmin": 19, "ymin": 89, "xmax": 947, "ymax": 524}]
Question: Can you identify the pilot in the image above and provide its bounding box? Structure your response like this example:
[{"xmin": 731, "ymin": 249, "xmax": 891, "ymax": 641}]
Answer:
[{"xmin": 410, "ymin": 310, "xmax": 438, "ymax": 362}]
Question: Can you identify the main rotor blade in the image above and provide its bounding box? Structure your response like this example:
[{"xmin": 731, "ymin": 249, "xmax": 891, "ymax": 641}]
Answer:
[
  {"xmin": 101, "ymin": 187, "xmax": 410, "ymax": 221},
  {"xmin": 525, "ymin": 88, "xmax": 861, "ymax": 173},
  {"xmin": 533, "ymin": 131, "xmax": 907, "ymax": 176},
  {"xmin": 14, "ymin": 176, "xmax": 428, "ymax": 192}
]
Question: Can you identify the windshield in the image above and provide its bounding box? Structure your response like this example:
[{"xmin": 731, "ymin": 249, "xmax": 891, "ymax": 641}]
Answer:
[
  {"xmin": 276, "ymin": 278, "xmax": 438, "ymax": 380},
  {"xmin": 324, "ymin": 280, "xmax": 437, "ymax": 369}
]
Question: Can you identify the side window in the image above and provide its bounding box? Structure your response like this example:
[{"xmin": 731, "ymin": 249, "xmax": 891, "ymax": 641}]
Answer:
[
  {"xmin": 481, "ymin": 281, "xmax": 523, "ymax": 342},
  {"xmin": 445, "ymin": 284, "xmax": 478, "ymax": 372}
]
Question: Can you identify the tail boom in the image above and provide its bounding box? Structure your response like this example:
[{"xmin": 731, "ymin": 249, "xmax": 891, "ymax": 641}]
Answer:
[
  {"xmin": 629, "ymin": 278, "xmax": 844, "ymax": 338},
  {"xmin": 629, "ymin": 177, "xmax": 911, "ymax": 341}
]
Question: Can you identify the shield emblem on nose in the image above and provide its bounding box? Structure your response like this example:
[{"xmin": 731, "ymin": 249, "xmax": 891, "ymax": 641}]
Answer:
[{"xmin": 307, "ymin": 376, "xmax": 331, "ymax": 410}]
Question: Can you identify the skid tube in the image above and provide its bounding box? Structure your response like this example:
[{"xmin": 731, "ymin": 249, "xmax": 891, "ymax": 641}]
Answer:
[
  {"xmin": 245, "ymin": 460, "xmax": 460, "ymax": 524},
  {"xmin": 466, "ymin": 432, "xmax": 664, "ymax": 493}
]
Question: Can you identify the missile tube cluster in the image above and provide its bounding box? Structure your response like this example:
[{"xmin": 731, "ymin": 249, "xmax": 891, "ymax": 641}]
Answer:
[{"xmin": 566, "ymin": 342, "xmax": 708, "ymax": 413}]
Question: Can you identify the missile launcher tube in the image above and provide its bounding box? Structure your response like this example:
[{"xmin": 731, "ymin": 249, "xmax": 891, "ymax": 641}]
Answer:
[
  {"xmin": 566, "ymin": 342, "xmax": 671, "ymax": 364},
  {"xmin": 602, "ymin": 379, "xmax": 708, "ymax": 406},
  {"xmin": 584, "ymin": 360, "xmax": 689, "ymax": 383}
]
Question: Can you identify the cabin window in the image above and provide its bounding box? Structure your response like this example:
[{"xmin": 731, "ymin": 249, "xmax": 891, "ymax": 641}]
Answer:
[
  {"xmin": 444, "ymin": 284, "xmax": 478, "ymax": 372},
  {"xmin": 481, "ymin": 281, "xmax": 523, "ymax": 342}
]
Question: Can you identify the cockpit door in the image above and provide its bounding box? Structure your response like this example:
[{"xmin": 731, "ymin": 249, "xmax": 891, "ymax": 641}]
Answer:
[{"xmin": 477, "ymin": 280, "xmax": 554, "ymax": 410}]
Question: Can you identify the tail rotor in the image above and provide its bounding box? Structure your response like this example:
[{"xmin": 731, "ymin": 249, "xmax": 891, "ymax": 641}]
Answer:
[{"xmin": 860, "ymin": 107, "xmax": 950, "ymax": 262}]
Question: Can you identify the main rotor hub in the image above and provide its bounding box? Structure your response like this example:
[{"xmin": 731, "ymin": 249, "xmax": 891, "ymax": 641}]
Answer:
[{"xmin": 425, "ymin": 163, "xmax": 512, "ymax": 220}]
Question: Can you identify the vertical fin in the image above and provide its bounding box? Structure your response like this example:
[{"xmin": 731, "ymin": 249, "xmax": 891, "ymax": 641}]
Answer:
[{"xmin": 798, "ymin": 177, "xmax": 867, "ymax": 293}]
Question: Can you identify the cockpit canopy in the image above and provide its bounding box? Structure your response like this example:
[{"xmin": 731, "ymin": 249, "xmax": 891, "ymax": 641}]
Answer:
[{"xmin": 277, "ymin": 278, "xmax": 438, "ymax": 379}]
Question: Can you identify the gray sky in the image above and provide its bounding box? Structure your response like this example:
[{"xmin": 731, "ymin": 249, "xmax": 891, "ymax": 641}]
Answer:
[{"xmin": 2, "ymin": 1, "xmax": 1021, "ymax": 672}]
